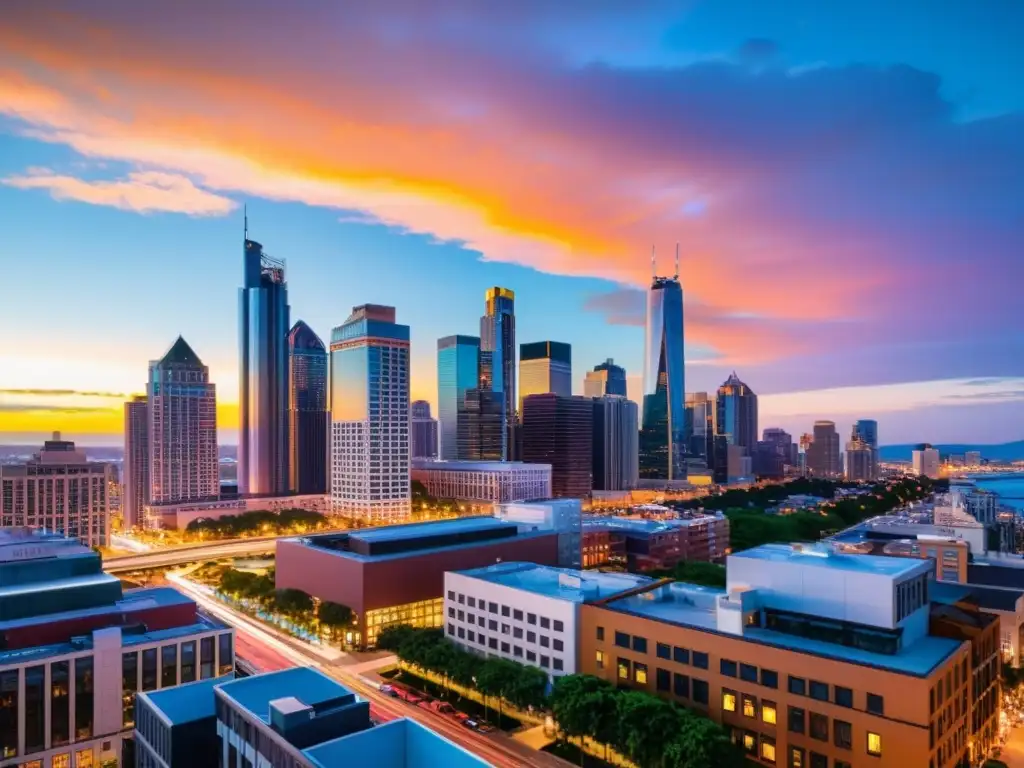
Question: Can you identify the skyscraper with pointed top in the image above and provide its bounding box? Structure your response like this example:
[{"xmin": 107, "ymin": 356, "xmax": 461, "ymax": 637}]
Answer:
[
  {"xmin": 639, "ymin": 246, "xmax": 686, "ymax": 481},
  {"xmin": 480, "ymin": 287, "xmax": 515, "ymax": 460},
  {"xmin": 239, "ymin": 220, "xmax": 290, "ymax": 496},
  {"xmin": 288, "ymin": 320, "xmax": 328, "ymax": 494}
]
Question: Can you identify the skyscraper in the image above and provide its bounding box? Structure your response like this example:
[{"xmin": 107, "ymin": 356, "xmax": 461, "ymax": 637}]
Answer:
[
  {"xmin": 411, "ymin": 400, "xmax": 439, "ymax": 459},
  {"xmin": 519, "ymin": 341, "xmax": 572, "ymax": 410},
  {"xmin": 715, "ymin": 372, "xmax": 758, "ymax": 453},
  {"xmin": 123, "ymin": 394, "xmax": 149, "ymax": 529},
  {"xmin": 845, "ymin": 435, "xmax": 875, "ymax": 482},
  {"xmin": 437, "ymin": 335, "xmax": 480, "ymax": 460},
  {"xmin": 583, "ymin": 358, "xmax": 627, "ymax": 398},
  {"xmin": 329, "ymin": 305, "xmax": 410, "ymax": 521},
  {"xmin": 592, "ymin": 396, "xmax": 639, "ymax": 491},
  {"xmin": 457, "ymin": 389, "xmax": 506, "ymax": 461},
  {"xmin": 854, "ymin": 419, "xmax": 879, "ymax": 450},
  {"xmin": 684, "ymin": 392, "xmax": 714, "ymax": 462},
  {"xmin": 148, "ymin": 337, "xmax": 219, "ymax": 505},
  {"xmin": 761, "ymin": 427, "xmax": 797, "ymax": 472},
  {"xmin": 912, "ymin": 445, "xmax": 941, "ymax": 479},
  {"xmin": 806, "ymin": 420, "xmax": 842, "ymax": 477},
  {"xmin": 239, "ymin": 234, "xmax": 290, "ymax": 496},
  {"xmin": 639, "ymin": 259, "xmax": 686, "ymax": 481},
  {"xmin": 480, "ymin": 287, "xmax": 515, "ymax": 459},
  {"xmin": 521, "ymin": 394, "xmax": 593, "ymax": 498},
  {"xmin": 287, "ymin": 320, "xmax": 328, "ymax": 494}
]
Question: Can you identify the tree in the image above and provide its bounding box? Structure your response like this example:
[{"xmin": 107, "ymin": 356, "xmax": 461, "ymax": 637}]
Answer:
[
  {"xmin": 664, "ymin": 711, "xmax": 745, "ymax": 768},
  {"xmin": 376, "ymin": 624, "xmax": 418, "ymax": 653},
  {"xmin": 614, "ymin": 690, "xmax": 679, "ymax": 767},
  {"xmin": 274, "ymin": 588, "xmax": 313, "ymax": 617},
  {"xmin": 317, "ymin": 601, "xmax": 354, "ymax": 642},
  {"xmin": 507, "ymin": 664, "xmax": 548, "ymax": 711},
  {"xmin": 476, "ymin": 658, "xmax": 520, "ymax": 723}
]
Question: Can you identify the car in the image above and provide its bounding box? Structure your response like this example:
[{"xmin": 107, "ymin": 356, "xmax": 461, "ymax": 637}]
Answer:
[
  {"xmin": 378, "ymin": 684, "xmax": 398, "ymax": 697},
  {"xmin": 430, "ymin": 701, "xmax": 457, "ymax": 716},
  {"xmin": 462, "ymin": 719, "xmax": 480, "ymax": 730}
]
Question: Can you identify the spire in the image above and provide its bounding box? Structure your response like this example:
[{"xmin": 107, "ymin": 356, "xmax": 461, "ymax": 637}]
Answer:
[
  {"xmin": 159, "ymin": 336, "xmax": 203, "ymax": 367},
  {"xmin": 674, "ymin": 242, "xmax": 680, "ymax": 280},
  {"xmin": 244, "ymin": 203, "xmax": 248, "ymax": 240},
  {"xmin": 651, "ymin": 245, "xmax": 656, "ymax": 279}
]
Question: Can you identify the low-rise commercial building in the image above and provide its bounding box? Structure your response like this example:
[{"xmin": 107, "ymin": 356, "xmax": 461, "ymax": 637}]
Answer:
[
  {"xmin": 581, "ymin": 543, "xmax": 984, "ymax": 767},
  {"xmin": 494, "ymin": 499, "xmax": 582, "ymax": 569},
  {"xmin": 410, "ymin": 460, "xmax": 551, "ymax": 509},
  {"xmin": 444, "ymin": 562, "xmax": 653, "ymax": 680},
  {"xmin": 581, "ymin": 513, "xmax": 729, "ymax": 571},
  {"xmin": 276, "ymin": 517, "xmax": 562, "ymax": 648},
  {"xmin": 136, "ymin": 667, "xmax": 490, "ymax": 768},
  {"xmin": 145, "ymin": 493, "xmax": 329, "ymax": 530}
]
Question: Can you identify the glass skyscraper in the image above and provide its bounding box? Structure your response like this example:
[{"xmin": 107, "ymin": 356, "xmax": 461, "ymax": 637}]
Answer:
[
  {"xmin": 480, "ymin": 287, "xmax": 515, "ymax": 459},
  {"xmin": 715, "ymin": 372, "xmax": 758, "ymax": 452},
  {"xmin": 584, "ymin": 358, "xmax": 627, "ymax": 398},
  {"xmin": 639, "ymin": 274, "xmax": 686, "ymax": 480},
  {"xmin": 239, "ymin": 236, "xmax": 290, "ymax": 496},
  {"xmin": 519, "ymin": 341, "xmax": 572, "ymax": 411},
  {"xmin": 437, "ymin": 335, "xmax": 480, "ymax": 460},
  {"xmin": 287, "ymin": 320, "xmax": 327, "ymax": 495}
]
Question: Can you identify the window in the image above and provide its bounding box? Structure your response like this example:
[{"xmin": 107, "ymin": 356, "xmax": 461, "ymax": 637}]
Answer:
[
  {"xmin": 553, "ymin": 639, "xmax": 564, "ymax": 652},
  {"xmin": 553, "ymin": 658, "xmax": 563, "ymax": 671},
  {"xmin": 448, "ymin": 606, "xmax": 455, "ymax": 618},
  {"xmin": 50, "ymin": 660, "xmax": 70, "ymax": 747},
  {"xmin": 742, "ymin": 732, "xmax": 757, "ymax": 755},
  {"xmin": 218, "ymin": 633, "xmax": 233, "ymax": 677},
  {"xmin": 657, "ymin": 643, "xmax": 671, "ymax": 660},
  {"xmin": 489, "ymin": 619, "xmax": 498, "ymax": 630},
  {"xmin": 458, "ymin": 627, "xmax": 465, "ymax": 639},
  {"xmin": 468, "ymin": 597, "xmax": 476, "ymax": 608},
  {"xmin": 513, "ymin": 627, "xmax": 523, "ymax": 639},
  {"xmin": 693, "ymin": 678, "xmax": 709, "ymax": 705},
  {"xmin": 740, "ymin": 663, "xmax": 758, "ymax": 683},
  {"xmin": 527, "ymin": 631, "xmax": 536, "ymax": 643},
  {"xmin": 540, "ymin": 617, "xmax": 551, "ymax": 629},
  {"xmin": 742, "ymin": 694, "xmax": 757, "ymax": 718},
  {"xmin": 835, "ymin": 686, "xmax": 853, "ymax": 708},
  {"xmin": 673, "ymin": 646, "xmax": 690, "ymax": 664},
  {"xmin": 74, "ymin": 658, "xmax": 93, "ymax": 741},
  {"xmin": 657, "ymin": 668, "xmax": 670, "ymax": 692},
  {"xmin": 723, "ymin": 690, "xmax": 737, "ymax": 712},
  {"xmin": 540, "ymin": 636, "xmax": 550, "ymax": 648},
  {"xmin": 834, "ymin": 720, "xmax": 852, "ymax": 750},
  {"xmin": 788, "ymin": 706, "xmax": 805, "ymax": 734},
  {"xmin": 458, "ymin": 610, "xmax": 464, "ymax": 621},
  {"xmin": 618, "ymin": 658, "xmax": 630, "ymax": 680},
  {"xmin": 761, "ymin": 669, "xmax": 779, "ymax": 689},
  {"xmin": 692, "ymin": 651, "xmax": 709, "ymax": 669},
  {"xmin": 810, "ymin": 754, "xmax": 827, "ymax": 768},
  {"xmin": 596, "ymin": 650, "xmax": 605, "ymax": 669},
  {"xmin": 448, "ymin": 623, "xmax": 456, "ymax": 636},
  {"xmin": 615, "ymin": 631, "xmax": 631, "ymax": 648},
  {"xmin": 501, "ymin": 605, "xmax": 510, "ymax": 617},
  {"xmin": 721, "ymin": 659, "xmax": 738, "ymax": 677},
  {"xmin": 867, "ymin": 732, "xmax": 882, "ymax": 756},
  {"xmin": 809, "ymin": 713, "xmax": 828, "ymax": 741},
  {"xmin": 501, "ymin": 623, "xmax": 510, "ymax": 635},
  {"xmin": 467, "ymin": 631, "xmax": 475, "ymax": 642},
  {"xmin": 634, "ymin": 662, "xmax": 648, "ymax": 685},
  {"xmin": 489, "ymin": 602, "xmax": 498, "ymax": 613},
  {"xmin": 596, "ymin": 626, "xmax": 605, "ymax": 641},
  {"xmin": 632, "ymin": 636, "xmax": 647, "ymax": 654},
  {"xmin": 867, "ymin": 693, "xmax": 885, "ymax": 715},
  {"xmin": 501, "ymin": 642, "xmax": 510, "ymax": 653},
  {"xmin": 760, "ymin": 736, "xmax": 776, "ymax": 764},
  {"xmin": 513, "ymin": 609, "xmax": 523, "ymax": 621},
  {"xmin": 809, "ymin": 680, "xmax": 829, "ymax": 701},
  {"xmin": 458, "ymin": 593, "xmax": 465, "ymax": 604},
  {"xmin": 468, "ymin": 614, "xmax": 476, "ymax": 625},
  {"xmin": 527, "ymin": 651, "xmax": 536, "ymax": 662},
  {"xmin": 762, "ymin": 700, "xmax": 777, "ymax": 725},
  {"xmin": 200, "ymin": 637, "xmax": 215, "ymax": 680},
  {"xmin": 674, "ymin": 673, "xmax": 690, "ymax": 699},
  {"xmin": 788, "ymin": 746, "xmax": 805, "ymax": 768},
  {"xmin": 447, "ymin": 590, "xmax": 455, "ymax": 600},
  {"xmin": 553, "ymin": 620, "xmax": 564, "ymax": 632},
  {"xmin": 513, "ymin": 646, "xmax": 523, "ymax": 657},
  {"xmin": 789, "ymin": 676, "xmax": 806, "ymax": 696},
  {"xmin": 835, "ymin": 763, "xmax": 852, "ymax": 768},
  {"xmin": 527, "ymin": 613, "xmax": 537, "ymax": 625},
  {"xmin": 489, "ymin": 637, "xmax": 498, "ymax": 649}
]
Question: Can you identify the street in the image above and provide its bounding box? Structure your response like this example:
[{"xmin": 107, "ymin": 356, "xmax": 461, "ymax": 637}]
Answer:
[{"xmin": 1002, "ymin": 727, "xmax": 1024, "ymax": 767}]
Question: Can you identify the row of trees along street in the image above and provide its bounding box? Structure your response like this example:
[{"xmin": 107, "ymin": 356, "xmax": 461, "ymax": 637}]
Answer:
[
  {"xmin": 377, "ymin": 626, "xmax": 744, "ymax": 768},
  {"xmin": 185, "ymin": 508, "xmax": 333, "ymax": 539}
]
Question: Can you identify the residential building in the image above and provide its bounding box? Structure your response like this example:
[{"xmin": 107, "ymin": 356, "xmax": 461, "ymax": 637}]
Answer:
[
  {"xmin": 276, "ymin": 517, "xmax": 563, "ymax": 647},
  {"xmin": 239, "ymin": 235, "xmax": 290, "ymax": 496},
  {"xmin": 806, "ymin": 420, "xmax": 841, "ymax": 478},
  {"xmin": 329, "ymin": 305, "xmax": 410, "ymax": 522},
  {"xmin": 845, "ymin": 436, "xmax": 875, "ymax": 482},
  {"xmin": 640, "ymin": 267, "xmax": 686, "ymax": 481},
  {"xmin": 581, "ymin": 543, "xmax": 980, "ymax": 768},
  {"xmin": 123, "ymin": 395, "xmax": 149, "ymax": 530},
  {"xmin": 591, "ymin": 395, "xmax": 639, "ymax": 491},
  {"xmin": 583, "ymin": 359, "xmax": 627, "ymax": 398},
  {"xmin": 411, "ymin": 400, "xmax": 439, "ymax": 460},
  {"xmin": 521, "ymin": 394, "xmax": 593, "ymax": 499},
  {"xmin": 436, "ymin": 335, "xmax": 480, "ymax": 460},
  {"xmin": 288, "ymin": 320, "xmax": 328, "ymax": 495},
  {"xmin": 913, "ymin": 445, "xmax": 942, "ymax": 479},
  {"xmin": 479, "ymin": 287, "xmax": 515, "ymax": 460},
  {"xmin": 456, "ymin": 389, "xmax": 505, "ymax": 461},
  {"xmin": 495, "ymin": 499, "xmax": 583, "ymax": 569},
  {"xmin": 0, "ymin": 433, "xmax": 111, "ymax": 547},
  {"xmin": 410, "ymin": 460, "xmax": 551, "ymax": 508},
  {"xmin": 444, "ymin": 562, "xmax": 654, "ymax": 679},
  {"xmin": 685, "ymin": 392, "xmax": 714, "ymax": 463},
  {"xmin": 137, "ymin": 668, "xmax": 490, "ymax": 768},
  {"xmin": 0, "ymin": 529, "xmax": 233, "ymax": 768},
  {"xmin": 965, "ymin": 451, "xmax": 982, "ymax": 467},
  {"xmin": 951, "ymin": 481, "xmax": 999, "ymax": 527},
  {"xmin": 834, "ymin": 510, "xmax": 987, "ymax": 557},
  {"xmin": 715, "ymin": 373, "xmax": 758, "ymax": 458},
  {"xmin": 147, "ymin": 337, "xmax": 219, "ymax": 506},
  {"xmin": 519, "ymin": 341, "xmax": 572, "ymax": 412},
  {"xmin": 581, "ymin": 512, "xmax": 729, "ymax": 570},
  {"xmin": 143, "ymin": 493, "xmax": 330, "ymax": 530}
]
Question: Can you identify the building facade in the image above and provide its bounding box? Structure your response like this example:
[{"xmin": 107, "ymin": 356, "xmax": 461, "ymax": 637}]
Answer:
[
  {"xmin": 685, "ymin": 392, "xmax": 715, "ymax": 464},
  {"xmin": 287, "ymin": 320, "xmax": 328, "ymax": 495},
  {"xmin": 456, "ymin": 390, "xmax": 505, "ymax": 462},
  {"xmin": 807, "ymin": 421, "xmax": 842, "ymax": 478},
  {"xmin": 715, "ymin": 373, "xmax": 758, "ymax": 455},
  {"xmin": 845, "ymin": 437, "xmax": 875, "ymax": 482},
  {"xmin": 581, "ymin": 513, "xmax": 729, "ymax": 571},
  {"xmin": 591, "ymin": 396, "xmax": 639, "ymax": 492},
  {"xmin": 410, "ymin": 460, "xmax": 551, "ymax": 506},
  {"xmin": 640, "ymin": 271, "xmax": 686, "ymax": 481},
  {"xmin": 329, "ymin": 305, "xmax": 410, "ymax": 522},
  {"xmin": 147, "ymin": 337, "xmax": 219, "ymax": 506},
  {"xmin": 479, "ymin": 287, "xmax": 515, "ymax": 460},
  {"xmin": 521, "ymin": 394, "xmax": 593, "ymax": 499},
  {"xmin": 436, "ymin": 335, "xmax": 480, "ymax": 460},
  {"xmin": 0, "ymin": 435, "xmax": 111, "ymax": 547},
  {"xmin": 238, "ymin": 236, "xmax": 290, "ymax": 497},
  {"xmin": 913, "ymin": 446, "xmax": 942, "ymax": 479},
  {"xmin": 123, "ymin": 395, "xmax": 149, "ymax": 530},
  {"xmin": 854, "ymin": 419, "xmax": 879, "ymax": 451},
  {"xmin": 495, "ymin": 499, "xmax": 583, "ymax": 570},
  {"xmin": 145, "ymin": 493, "xmax": 330, "ymax": 530},
  {"xmin": 583, "ymin": 359, "xmax": 627, "ymax": 398},
  {"xmin": 519, "ymin": 341, "xmax": 572, "ymax": 411},
  {"xmin": 411, "ymin": 400, "xmax": 439, "ymax": 460}
]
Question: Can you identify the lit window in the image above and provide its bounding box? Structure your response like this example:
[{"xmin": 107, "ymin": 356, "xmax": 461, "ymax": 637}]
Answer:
[
  {"xmin": 634, "ymin": 663, "xmax": 648, "ymax": 685},
  {"xmin": 762, "ymin": 700, "xmax": 777, "ymax": 725},
  {"xmin": 743, "ymin": 694, "xmax": 757, "ymax": 718},
  {"xmin": 743, "ymin": 733, "xmax": 756, "ymax": 752},
  {"xmin": 760, "ymin": 737, "xmax": 776, "ymax": 764},
  {"xmin": 867, "ymin": 732, "xmax": 882, "ymax": 756},
  {"xmin": 596, "ymin": 650, "xmax": 605, "ymax": 669},
  {"xmin": 618, "ymin": 659, "xmax": 630, "ymax": 680},
  {"xmin": 723, "ymin": 690, "xmax": 737, "ymax": 712}
]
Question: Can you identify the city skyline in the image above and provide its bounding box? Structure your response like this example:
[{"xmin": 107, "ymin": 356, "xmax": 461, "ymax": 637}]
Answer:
[{"xmin": 1, "ymin": 2, "xmax": 1022, "ymax": 447}]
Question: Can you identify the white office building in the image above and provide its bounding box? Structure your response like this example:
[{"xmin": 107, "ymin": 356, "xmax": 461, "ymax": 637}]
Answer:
[
  {"xmin": 410, "ymin": 460, "xmax": 551, "ymax": 507},
  {"xmin": 329, "ymin": 305, "xmax": 411, "ymax": 522},
  {"xmin": 911, "ymin": 447, "xmax": 941, "ymax": 479},
  {"xmin": 444, "ymin": 562, "xmax": 653, "ymax": 680}
]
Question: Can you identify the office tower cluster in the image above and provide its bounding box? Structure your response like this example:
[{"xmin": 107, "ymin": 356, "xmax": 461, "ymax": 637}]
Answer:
[{"xmin": 845, "ymin": 419, "xmax": 879, "ymax": 481}]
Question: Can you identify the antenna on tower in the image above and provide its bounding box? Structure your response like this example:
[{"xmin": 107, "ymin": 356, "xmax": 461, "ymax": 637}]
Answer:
[
  {"xmin": 244, "ymin": 204, "xmax": 248, "ymax": 241},
  {"xmin": 651, "ymin": 245, "xmax": 657, "ymax": 278},
  {"xmin": 674, "ymin": 242, "xmax": 680, "ymax": 279}
]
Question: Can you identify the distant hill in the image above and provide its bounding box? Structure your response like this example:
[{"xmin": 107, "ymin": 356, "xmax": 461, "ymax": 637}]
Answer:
[{"xmin": 880, "ymin": 441, "xmax": 1024, "ymax": 462}]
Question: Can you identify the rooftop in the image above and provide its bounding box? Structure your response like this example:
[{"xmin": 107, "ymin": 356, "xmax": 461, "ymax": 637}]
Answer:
[
  {"xmin": 141, "ymin": 676, "xmax": 225, "ymax": 726},
  {"xmin": 303, "ymin": 718, "xmax": 491, "ymax": 768},
  {"xmin": 964, "ymin": 585, "xmax": 1024, "ymax": 612},
  {"xmin": 350, "ymin": 516, "xmax": 513, "ymax": 544},
  {"xmin": 217, "ymin": 667, "xmax": 356, "ymax": 724},
  {"xmin": 582, "ymin": 514, "xmax": 722, "ymax": 534},
  {"xmin": 411, "ymin": 460, "xmax": 551, "ymax": 473},
  {"xmin": 968, "ymin": 563, "xmax": 1024, "ymax": 591},
  {"xmin": 731, "ymin": 542, "xmax": 930, "ymax": 578},
  {"xmin": 454, "ymin": 562, "xmax": 655, "ymax": 603}
]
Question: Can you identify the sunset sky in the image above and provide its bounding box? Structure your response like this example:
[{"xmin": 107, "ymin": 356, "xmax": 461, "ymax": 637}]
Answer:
[{"xmin": 1, "ymin": 1, "xmax": 1022, "ymax": 448}]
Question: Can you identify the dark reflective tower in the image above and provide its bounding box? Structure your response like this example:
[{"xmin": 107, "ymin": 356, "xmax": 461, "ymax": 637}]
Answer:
[
  {"xmin": 239, "ymin": 229, "xmax": 290, "ymax": 496},
  {"xmin": 639, "ymin": 251, "xmax": 686, "ymax": 481},
  {"xmin": 480, "ymin": 287, "xmax": 515, "ymax": 460},
  {"xmin": 288, "ymin": 320, "xmax": 327, "ymax": 494}
]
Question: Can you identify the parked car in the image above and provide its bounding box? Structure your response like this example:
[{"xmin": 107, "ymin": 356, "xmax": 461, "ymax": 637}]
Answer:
[
  {"xmin": 378, "ymin": 684, "xmax": 398, "ymax": 698},
  {"xmin": 430, "ymin": 701, "xmax": 458, "ymax": 716}
]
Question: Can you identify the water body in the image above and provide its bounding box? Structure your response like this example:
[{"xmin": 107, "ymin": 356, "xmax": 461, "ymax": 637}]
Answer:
[{"xmin": 971, "ymin": 475, "xmax": 1024, "ymax": 513}]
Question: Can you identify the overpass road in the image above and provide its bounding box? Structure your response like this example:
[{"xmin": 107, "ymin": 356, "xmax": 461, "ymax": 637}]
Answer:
[{"xmin": 103, "ymin": 536, "xmax": 282, "ymax": 572}]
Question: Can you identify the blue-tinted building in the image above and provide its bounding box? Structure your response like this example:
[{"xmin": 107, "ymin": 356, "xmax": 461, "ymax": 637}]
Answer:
[
  {"xmin": 437, "ymin": 335, "xmax": 480, "ymax": 460},
  {"xmin": 479, "ymin": 287, "xmax": 515, "ymax": 460},
  {"xmin": 640, "ymin": 274, "xmax": 686, "ymax": 480},
  {"xmin": 239, "ymin": 236, "xmax": 290, "ymax": 496},
  {"xmin": 855, "ymin": 419, "xmax": 879, "ymax": 449},
  {"xmin": 715, "ymin": 372, "xmax": 758, "ymax": 454},
  {"xmin": 583, "ymin": 358, "xmax": 627, "ymax": 398},
  {"xmin": 288, "ymin": 320, "xmax": 328, "ymax": 495}
]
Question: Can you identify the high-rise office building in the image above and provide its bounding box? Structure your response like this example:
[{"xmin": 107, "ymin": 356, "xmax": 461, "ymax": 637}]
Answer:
[
  {"xmin": 148, "ymin": 337, "xmax": 219, "ymax": 505},
  {"xmin": 239, "ymin": 234, "xmax": 290, "ymax": 496},
  {"xmin": 457, "ymin": 389, "xmax": 506, "ymax": 461},
  {"xmin": 854, "ymin": 419, "xmax": 879, "ymax": 450},
  {"xmin": 0, "ymin": 433, "xmax": 111, "ymax": 546},
  {"xmin": 287, "ymin": 320, "xmax": 328, "ymax": 495},
  {"xmin": 715, "ymin": 372, "xmax": 758, "ymax": 454},
  {"xmin": 123, "ymin": 394, "xmax": 149, "ymax": 529},
  {"xmin": 684, "ymin": 392, "xmax": 714, "ymax": 462},
  {"xmin": 521, "ymin": 394, "xmax": 593, "ymax": 498},
  {"xmin": 762, "ymin": 427, "xmax": 797, "ymax": 467},
  {"xmin": 846, "ymin": 436, "xmax": 875, "ymax": 482},
  {"xmin": 411, "ymin": 400, "xmax": 438, "ymax": 459},
  {"xmin": 592, "ymin": 395, "xmax": 639, "ymax": 491},
  {"xmin": 912, "ymin": 445, "xmax": 941, "ymax": 479},
  {"xmin": 640, "ymin": 264, "xmax": 686, "ymax": 481},
  {"xmin": 519, "ymin": 341, "xmax": 572, "ymax": 410},
  {"xmin": 584, "ymin": 358, "xmax": 627, "ymax": 398},
  {"xmin": 480, "ymin": 287, "xmax": 515, "ymax": 459},
  {"xmin": 436, "ymin": 335, "xmax": 480, "ymax": 460},
  {"xmin": 329, "ymin": 305, "xmax": 410, "ymax": 521},
  {"xmin": 806, "ymin": 420, "xmax": 842, "ymax": 477}
]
